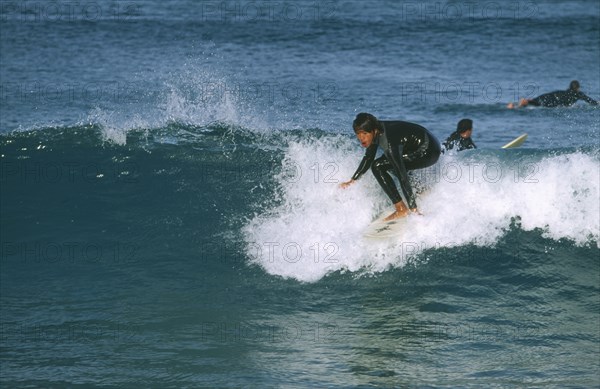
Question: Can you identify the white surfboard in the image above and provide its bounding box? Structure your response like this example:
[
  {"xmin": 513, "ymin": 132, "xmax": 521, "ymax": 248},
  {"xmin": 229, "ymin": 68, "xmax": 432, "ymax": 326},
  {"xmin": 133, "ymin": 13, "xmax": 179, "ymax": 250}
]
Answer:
[
  {"xmin": 363, "ymin": 210, "xmax": 409, "ymax": 239},
  {"xmin": 501, "ymin": 133, "xmax": 528, "ymax": 149}
]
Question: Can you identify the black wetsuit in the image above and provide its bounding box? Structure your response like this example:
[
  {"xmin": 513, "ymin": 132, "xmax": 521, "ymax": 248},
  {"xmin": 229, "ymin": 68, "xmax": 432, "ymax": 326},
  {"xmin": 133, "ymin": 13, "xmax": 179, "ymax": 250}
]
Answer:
[
  {"xmin": 528, "ymin": 89, "xmax": 598, "ymax": 107},
  {"xmin": 442, "ymin": 131, "xmax": 476, "ymax": 152},
  {"xmin": 351, "ymin": 121, "xmax": 441, "ymax": 209}
]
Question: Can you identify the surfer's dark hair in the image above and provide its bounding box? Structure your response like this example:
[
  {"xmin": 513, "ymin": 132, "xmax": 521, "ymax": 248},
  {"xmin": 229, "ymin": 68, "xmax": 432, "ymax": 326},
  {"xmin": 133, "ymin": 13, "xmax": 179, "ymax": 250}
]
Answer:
[
  {"xmin": 457, "ymin": 118, "xmax": 473, "ymax": 133},
  {"xmin": 569, "ymin": 80, "xmax": 580, "ymax": 91},
  {"xmin": 353, "ymin": 113, "xmax": 381, "ymax": 133}
]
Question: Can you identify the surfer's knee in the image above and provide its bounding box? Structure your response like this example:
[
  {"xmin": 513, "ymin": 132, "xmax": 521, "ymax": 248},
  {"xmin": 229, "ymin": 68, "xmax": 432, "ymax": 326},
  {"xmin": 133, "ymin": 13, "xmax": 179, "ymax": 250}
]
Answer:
[{"xmin": 428, "ymin": 150, "xmax": 441, "ymax": 166}]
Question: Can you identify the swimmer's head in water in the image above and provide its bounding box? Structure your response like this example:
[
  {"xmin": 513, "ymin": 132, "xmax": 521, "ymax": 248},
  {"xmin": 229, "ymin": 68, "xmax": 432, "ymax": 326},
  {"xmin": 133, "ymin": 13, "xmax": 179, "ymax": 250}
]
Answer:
[
  {"xmin": 457, "ymin": 118, "xmax": 473, "ymax": 133},
  {"xmin": 353, "ymin": 113, "xmax": 381, "ymax": 133},
  {"xmin": 569, "ymin": 80, "xmax": 580, "ymax": 91}
]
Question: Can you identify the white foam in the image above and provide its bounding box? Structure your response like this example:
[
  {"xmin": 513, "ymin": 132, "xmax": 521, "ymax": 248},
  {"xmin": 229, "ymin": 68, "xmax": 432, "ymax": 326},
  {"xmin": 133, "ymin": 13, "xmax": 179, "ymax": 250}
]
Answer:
[
  {"xmin": 242, "ymin": 138, "xmax": 600, "ymax": 282},
  {"xmin": 510, "ymin": 152, "xmax": 600, "ymax": 244},
  {"xmin": 88, "ymin": 107, "xmax": 151, "ymax": 145}
]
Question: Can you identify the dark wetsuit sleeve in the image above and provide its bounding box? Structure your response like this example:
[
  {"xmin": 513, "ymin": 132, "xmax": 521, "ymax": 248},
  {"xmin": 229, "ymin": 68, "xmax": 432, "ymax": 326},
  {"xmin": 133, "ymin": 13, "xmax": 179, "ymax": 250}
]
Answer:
[
  {"xmin": 388, "ymin": 144, "xmax": 417, "ymax": 209},
  {"xmin": 578, "ymin": 92, "xmax": 599, "ymax": 105},
  {"xmin": 463, "ymin": 138, "xmax": 476, "ymax": 150},
  {"xmin": 442, "ymin": 133, "xmax": 458, "ymax": 152},
  {"xmin": 351, "ymin": 143, "xmax": 377, "ymax": 180}
]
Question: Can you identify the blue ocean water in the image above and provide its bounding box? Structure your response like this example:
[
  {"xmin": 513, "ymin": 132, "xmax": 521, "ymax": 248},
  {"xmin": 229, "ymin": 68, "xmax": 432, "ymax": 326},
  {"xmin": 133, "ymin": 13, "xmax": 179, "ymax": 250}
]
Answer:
[{"xmin": 1, "ymin": 0, "xmax": 599, "ymax": 387}]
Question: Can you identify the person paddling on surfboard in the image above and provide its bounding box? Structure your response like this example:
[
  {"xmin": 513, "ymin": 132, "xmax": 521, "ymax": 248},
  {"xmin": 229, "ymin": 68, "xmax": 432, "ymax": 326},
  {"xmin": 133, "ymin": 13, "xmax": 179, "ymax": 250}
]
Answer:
[
  {"xmin": 340, "ymin": 113, "xmax": 441, "ymax": 221},
  {"xmin": 442, "ymin": 118, "xmax": 477, "ymax": 152},
  {"xmin": 507, "ymin": 80, "xmax": 598, "ymax": 109}
]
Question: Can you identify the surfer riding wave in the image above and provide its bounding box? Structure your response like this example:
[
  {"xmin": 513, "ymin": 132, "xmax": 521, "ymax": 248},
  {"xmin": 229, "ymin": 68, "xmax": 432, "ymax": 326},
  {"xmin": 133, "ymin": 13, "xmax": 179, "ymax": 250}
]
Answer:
[{"xmin": 340, "ymin": 113, "xmax": 441, "ymax": 220}]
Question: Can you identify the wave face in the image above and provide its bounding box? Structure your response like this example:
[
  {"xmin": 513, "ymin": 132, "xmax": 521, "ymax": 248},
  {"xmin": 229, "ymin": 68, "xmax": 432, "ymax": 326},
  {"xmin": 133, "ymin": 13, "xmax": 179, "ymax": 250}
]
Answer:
[
  {"xmin": 242, "ymin": 132, "xmax": 599, "ymax": 281},
  {"xmin": 3, "ymin": 124, "xmax": 598, "ymax": 284}
]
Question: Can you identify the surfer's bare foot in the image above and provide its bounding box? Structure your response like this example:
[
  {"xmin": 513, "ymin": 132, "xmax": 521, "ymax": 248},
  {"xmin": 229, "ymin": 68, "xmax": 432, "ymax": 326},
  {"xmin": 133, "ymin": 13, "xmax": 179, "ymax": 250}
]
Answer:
[
  {"xmin": 384, "ymin": 201, "xmax": 410, "ymax": 221},
  {"xmin": 384, "ymin": 210, "xmax": 408, "ymax": 221},
  {"xmin": 518, "ymin": 98, "xmax": 529, "ymax": 108}
]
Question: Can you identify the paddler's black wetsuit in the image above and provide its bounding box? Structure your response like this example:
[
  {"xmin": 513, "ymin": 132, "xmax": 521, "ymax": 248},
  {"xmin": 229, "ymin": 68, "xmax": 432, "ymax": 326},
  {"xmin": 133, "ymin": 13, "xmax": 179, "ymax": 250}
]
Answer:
[
  {"xmin": 443, "ymin": 131, "xmax": 476, "ymax": 152},
  {"xmin": 351, "ymin": 121, "xmax": 441, "ymax": 209},
  {"xmin": 528, "ymin": 89, "xmax": 598, "ymax": 107}
]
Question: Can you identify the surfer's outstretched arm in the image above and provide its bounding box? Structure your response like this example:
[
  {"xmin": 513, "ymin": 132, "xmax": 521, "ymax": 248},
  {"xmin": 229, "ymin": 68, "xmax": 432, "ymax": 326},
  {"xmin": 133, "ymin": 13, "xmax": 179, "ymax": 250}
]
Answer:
[
  {"xmin": 340, "ymin": 143, "xmax": 377, "ymax": 188},
  {"xmin": 578, "ymin": 92, "xmax": 599, "ymax": 105}
]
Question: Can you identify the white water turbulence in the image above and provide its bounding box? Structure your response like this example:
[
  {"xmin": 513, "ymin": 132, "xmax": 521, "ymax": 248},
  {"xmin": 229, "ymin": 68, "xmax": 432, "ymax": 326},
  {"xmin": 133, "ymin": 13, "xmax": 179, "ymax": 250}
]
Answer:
[
  {"xmin": 243, "ymin": 136, "xmax": 600, "ymax": 282},
  {"xmin": 86, "ymin": 62, "xmax": 274, "ymax": 145}
]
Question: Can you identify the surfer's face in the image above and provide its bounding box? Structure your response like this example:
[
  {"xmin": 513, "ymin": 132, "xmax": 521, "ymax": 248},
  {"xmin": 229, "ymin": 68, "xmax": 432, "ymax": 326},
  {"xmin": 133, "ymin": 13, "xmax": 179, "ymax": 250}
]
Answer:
[{"xmin": 355, "ymin": 130, "xmax": 376, "ymax": 148}]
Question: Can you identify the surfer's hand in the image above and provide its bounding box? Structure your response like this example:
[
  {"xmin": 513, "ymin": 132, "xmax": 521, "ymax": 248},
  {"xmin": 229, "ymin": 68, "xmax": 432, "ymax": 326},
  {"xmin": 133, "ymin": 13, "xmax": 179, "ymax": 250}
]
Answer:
[{"xmin": 339, "ymin": 180, "xmax": 355, "ymax": 189}]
